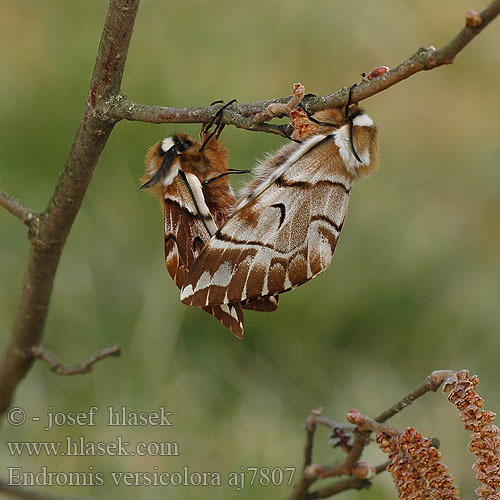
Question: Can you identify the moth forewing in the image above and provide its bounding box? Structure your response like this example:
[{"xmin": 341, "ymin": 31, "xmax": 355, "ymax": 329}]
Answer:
[
  {"xmin": 181, "ymin": 108, "xmax": 379, "ymax": 308},
  {"xmin": 142, "ymin": 133, "xmax": 247, "ymax": 338}
]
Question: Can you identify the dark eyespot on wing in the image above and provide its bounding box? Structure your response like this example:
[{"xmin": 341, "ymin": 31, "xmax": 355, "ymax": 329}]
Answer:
[{"xmin": 271, "ymin": 203, "xmax": 286, "ymax": 228}]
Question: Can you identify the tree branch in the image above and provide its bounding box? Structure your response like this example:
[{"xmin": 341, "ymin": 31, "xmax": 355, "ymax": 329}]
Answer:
[
  {"xmin": 0, "ymin": 190, "xmax": 38, "ymax": 227},
  {"xmin": 289, "ymin": 370, "xmax": 456, "ymax": 499},
  {"xmin": 306, "ymin": 462, "xmax": 390, "ymax": 500},
  {"xmin": 293, "ymin": 409, "xmax": 358, "ymax": 498},
  {"xmin": 339, "ymin": 430, "xmax": 370, "ymax": 475},
  {"xmin": 0, "ymin": 0, "xmax": 139, "ymax": 418},
  {"xmin": 31, "ymin": 345, "xmax": 120, "ymax": 376},
  {"xmin": 306, "ymin": 477, "xmax": 371, "ymax": 500},
  {"xmin": 375, "ymin": 369, "xmax": 456, "ymax": 423},
  {"xmin": 112, "ymin": 96, "xmax": 288, "ymax": 137},
  {"xmin": 112, "ymin": 0, "xmax": 500, "ymax": 132}
]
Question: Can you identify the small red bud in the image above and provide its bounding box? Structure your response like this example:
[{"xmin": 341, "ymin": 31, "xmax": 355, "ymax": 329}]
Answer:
[
  {"xmin": 347, "ymin": 408, "xmax": 366, "ymax": 425},
  {"xmin": 367, "ymin": 66, "xmax": 389, "ymax": 80},
  {"xmin": 292, "ymin": 82, "xmax": 305, "ymax": 96},
  {"xmin": 466, "ymin": 10, "xmax": 483, "ymax": 28}
]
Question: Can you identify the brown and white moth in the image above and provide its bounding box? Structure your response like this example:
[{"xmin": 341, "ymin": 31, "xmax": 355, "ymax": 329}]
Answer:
[
  {"xmin": 141, "ymin": 106, "xmax": 277, "ymax": 338},
  {"xmin": 180, "ymin": 99, "xmax": 379, "ymax": 310}
]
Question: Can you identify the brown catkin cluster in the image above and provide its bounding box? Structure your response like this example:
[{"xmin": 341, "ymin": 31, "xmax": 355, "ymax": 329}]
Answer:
[
  {"xmin": 376, "ymin": 428, "xmax": 459, "ymax": 499},
  {"xmin": 377, "ymin": 431, "xmax": 430, "ymax": 499},
  {"xmin": 445, "ymin": 369, "xmax": 500, "ymax": 499}
]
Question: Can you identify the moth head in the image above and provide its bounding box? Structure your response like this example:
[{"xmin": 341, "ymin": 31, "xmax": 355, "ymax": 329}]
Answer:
[
  {"xmin": 308, "ymin": 107, "xmax": 348, "ymax": 132},
  {"xmin": 310, "ymin": 100, "xmax": 378, "ymax": 181},
  {"xmin": 141, "ymin": 133, "xmax": 195, "ymax": 192},
  {"xmin": 308, "ymin": 101, "xmax": 359, "ymax": 127},
  {"xmin": 333, "ymin": 111, "xmax": 379, "ymax": 181},
  {"xmin": 180, "ymin": 130, "xmax": 229, "ymax": 186}
]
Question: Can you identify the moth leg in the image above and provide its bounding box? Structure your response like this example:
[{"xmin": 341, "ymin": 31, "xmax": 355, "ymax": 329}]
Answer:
[
  {"xmin": 200, "ymin": 100, "xmax": 224, "ymax": 136},
  {"xmin": 346, "ymin": 84, "xmax": 363, "ymax": 163},
  {"xmin": 279, "ymin": 124, "xmax": 301, "ymax": 143},
  {"xmin": 296, "ymin": 103, "xmax": 334, "ymax": 127},
  {"xmin": 203, "ymin": 168, "xmax": 251, "ymax": 186},
  {"xmin": 200, "ymin": 99, "xmax": 237, "ymax": 151}
]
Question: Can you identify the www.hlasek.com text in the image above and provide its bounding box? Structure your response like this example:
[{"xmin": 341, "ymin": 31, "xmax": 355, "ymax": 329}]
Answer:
[{"xmin": 7, "ymin": 435, "xmax": 179, "ymax": 457}]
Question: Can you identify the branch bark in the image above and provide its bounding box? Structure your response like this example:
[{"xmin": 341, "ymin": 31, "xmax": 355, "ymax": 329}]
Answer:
[
  {"xmin": 31, "ymin": 345, "xmax": 121, "ymax": 376},
  {"xmin": 0, "ymin": 0, "xmax": 139, "ymax": 417},
  {"xmin": 112, "ymin": 0, "xmax": 500, "ymax": 134},
  {"xmin": 0, "ymin": 190, "xmax": 38, "ymax": 227},
  {"xmin": 375, "ymin": 369, "xmax": 456, "ymax": 423}
]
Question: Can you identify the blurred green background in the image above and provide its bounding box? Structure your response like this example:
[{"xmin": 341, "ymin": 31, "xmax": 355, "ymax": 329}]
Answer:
[{"xmin": 1, "ymin": 0, "xmax": 500, "ymax": 498}]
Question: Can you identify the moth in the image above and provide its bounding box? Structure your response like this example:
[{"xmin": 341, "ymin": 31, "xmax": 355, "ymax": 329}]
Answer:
[
  {"xmin": 141, "ymin": 103, "xmax": 278, "ymax": 338},
  {"xmin": 180, "ymin": 94, "xmax": 379, "ymax": 311}
]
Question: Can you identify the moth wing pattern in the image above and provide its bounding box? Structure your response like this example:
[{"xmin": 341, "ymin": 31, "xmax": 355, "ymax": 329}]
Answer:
[
  {"xmin": 143, "ymin": 133, "xmax": 279, "ymax": 338},
  {"xmin": 181, "ymin": 108, "xmax": 378, "ymax": 309},
  {"xmin": 242, "ymin": 295, "xmax": 279, "ymax": 312},
  {"xmin": 180, "ymin": 135, "xmax": 354, "ymax": 307},
  {"xmin": 164, "ymin": 173, "xmax": 279, "ymax": 318},
  {"xmin": 164, "ymin": 173, "xmax": 247, "ymax": 337},
  {"xmin": 142, "ymin": 137, "xmax": 247, "ymax": 338},
  {"xmin": 162, "ymin": 178, "xmax": 208, "ymax": 287}
]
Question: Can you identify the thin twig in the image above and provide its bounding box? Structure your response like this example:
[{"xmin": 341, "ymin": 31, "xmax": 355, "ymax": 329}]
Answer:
[
  {"xmin": 335, "ymin": 370, "xmax": 454, "ymax": 478},
  {"xmin": 341, "ymin": 430, "xmax": 370, "ymax": 473},
  {"xmin": 290, "ymin": 371, "xmax": 456, "ymax": 499},
  {"xmin": 306, "ymin": 461, "xmax": 390, "ymax": 500},
  {"xmin": 112, "ymin": 97, "xmax": 288, "ymax": 137},
  {"xmin": 375, "ymin": 370, "xmax": 456, "ymax": 423},
  {"xmin": 294, "ymin": 409, "xmax": 358, "ymax": 498},
  {"xmin": 304, "ymin": 464, "xmax": 348, "ymax": 480},
  {"xmin": 293, "ymin": 410, "xmax": 322, "ymax": 499},
  {"xmin": 312, "ymin": 415, "xmax": 355, "ymax": 433},
  {"xmin": 31, "ymin": 345, "xmax": 121, "ymax": 376},
  {"xmin": 348, "ymin": 411, "xmax": 399, "ymax": 436},
  {"xmin": 112, "ymin": 0, "xmax": 500, "ymax": 131},
  {"xmin": 303, "ymin": 409, "xmax": 321, "ymax": 467},
  {"xmin": 306, "ymin": 477, "xmax": 371, "ymax": 500},
  {"xmin": 0, "ymin": 190, "xmax": 38, "ymax": 227}
]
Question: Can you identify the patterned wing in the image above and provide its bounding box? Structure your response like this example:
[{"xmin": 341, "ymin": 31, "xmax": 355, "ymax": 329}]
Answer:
[
  {"xmin": 162, "ymin": 174, "xmax": 246, "ymax": 337},
  {"xmin": 181, "ymin": 134, "xmax": 353, "ymax": 307}
]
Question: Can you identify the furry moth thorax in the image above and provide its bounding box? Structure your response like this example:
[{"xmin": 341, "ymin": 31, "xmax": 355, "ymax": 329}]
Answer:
[{"xmin": 300, "ymin": 106, "xmax": 379, "ymax": 181}]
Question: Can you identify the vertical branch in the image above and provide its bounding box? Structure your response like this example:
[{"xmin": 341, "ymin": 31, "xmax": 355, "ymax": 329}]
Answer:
[{"xmin": 0, "ymin": 0, "xmax": 140, "ymax": 417}]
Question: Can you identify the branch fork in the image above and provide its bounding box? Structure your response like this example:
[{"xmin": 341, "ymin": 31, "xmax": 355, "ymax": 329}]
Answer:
[
  {"xmin": 290, "ymin": 370, "xmax": 459, "ymax": 499},
  {"xmin": 31, "ymin": 345, "xmax": 121, "ymax": 376}
]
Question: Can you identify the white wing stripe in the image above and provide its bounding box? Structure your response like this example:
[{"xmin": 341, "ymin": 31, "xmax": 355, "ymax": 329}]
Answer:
[
  {"xmin": 162, "ymin": 161, "xmax": 180, "ymax": 187},
  {"xmin": 184, "ymin": 172, "xmax": 218, "ymax": 235}
]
